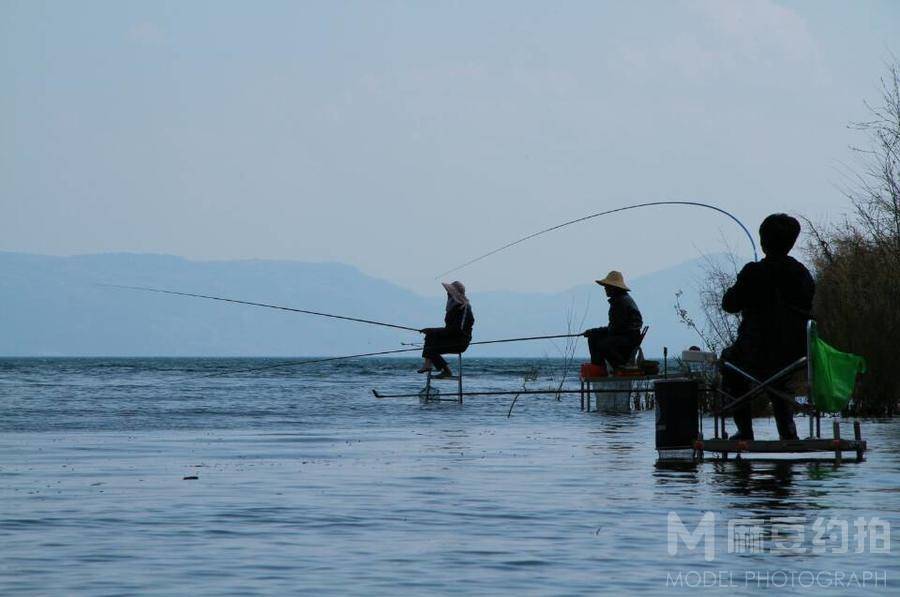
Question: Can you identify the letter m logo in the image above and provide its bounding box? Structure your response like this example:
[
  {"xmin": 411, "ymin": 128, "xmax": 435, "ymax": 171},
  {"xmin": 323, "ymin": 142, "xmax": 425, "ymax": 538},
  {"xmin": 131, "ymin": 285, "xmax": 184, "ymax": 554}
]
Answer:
[{"xmin": 668, "ymin": 511, "xmax": 716, "ymax": 561}]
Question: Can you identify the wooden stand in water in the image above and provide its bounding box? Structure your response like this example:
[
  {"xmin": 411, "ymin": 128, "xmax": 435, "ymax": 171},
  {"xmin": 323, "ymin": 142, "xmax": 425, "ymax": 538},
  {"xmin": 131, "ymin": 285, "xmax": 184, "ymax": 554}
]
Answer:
[
  {"xmin": 653, "ymin": 377, "xmax": 869, "ymax": 464},
  {"xmin": 695, "ymin": 420, "xmax": 867, "ymax": 463},
  {"xmin": 421, "ymin": 354, "xmax": 464, "ymax": 404},
  {"xmin": 580, "ymin": 376, "xmax": 655, "ymax": 412}
]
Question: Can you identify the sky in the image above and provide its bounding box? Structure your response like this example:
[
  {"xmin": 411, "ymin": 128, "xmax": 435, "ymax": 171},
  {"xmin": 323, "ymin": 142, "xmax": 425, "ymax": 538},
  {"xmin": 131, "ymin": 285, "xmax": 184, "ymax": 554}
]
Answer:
[{"xmin": 2, "ymin": 0, "xmax": 898, "ymax": 295}]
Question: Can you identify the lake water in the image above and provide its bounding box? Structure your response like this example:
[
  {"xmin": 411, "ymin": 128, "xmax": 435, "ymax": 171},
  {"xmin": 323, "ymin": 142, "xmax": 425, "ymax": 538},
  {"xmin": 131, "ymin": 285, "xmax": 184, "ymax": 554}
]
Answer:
[{"xmin": 1, "ymin": 358, "xmax": 898, "ymax": 595}]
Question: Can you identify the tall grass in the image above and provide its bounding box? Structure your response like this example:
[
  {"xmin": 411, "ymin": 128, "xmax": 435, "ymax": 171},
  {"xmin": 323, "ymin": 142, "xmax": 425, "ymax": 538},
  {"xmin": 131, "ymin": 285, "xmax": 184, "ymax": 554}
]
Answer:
[{"xmin": 805, "ymin": 61, "xmax": 900, "ymax": 416}]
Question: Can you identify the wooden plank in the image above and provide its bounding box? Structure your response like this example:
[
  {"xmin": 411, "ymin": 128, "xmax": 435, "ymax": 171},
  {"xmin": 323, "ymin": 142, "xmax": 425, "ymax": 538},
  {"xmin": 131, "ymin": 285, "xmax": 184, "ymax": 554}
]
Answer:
[
  {"xmin": 373, "ymin": 387, "xmax": 649, "ymax": 399},
  {"xmin": 702, "ymin": 438, "xmax": 866, "ymax": 454}
]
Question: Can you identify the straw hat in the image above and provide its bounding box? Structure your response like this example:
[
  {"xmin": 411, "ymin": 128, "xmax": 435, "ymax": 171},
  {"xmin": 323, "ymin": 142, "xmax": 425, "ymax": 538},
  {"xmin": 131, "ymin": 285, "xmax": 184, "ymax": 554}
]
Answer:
[
  {"xmin": 595, "ymin": 271, "xmax": 630, "ymax": 291},
  {"xmin": 441, "ymin": 280, "xmax": 469, "ymax": 305}
]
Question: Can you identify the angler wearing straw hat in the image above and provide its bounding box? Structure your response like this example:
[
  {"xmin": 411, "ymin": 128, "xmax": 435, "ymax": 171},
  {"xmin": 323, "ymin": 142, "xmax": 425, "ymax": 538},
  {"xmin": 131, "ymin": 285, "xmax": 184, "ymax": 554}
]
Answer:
[
  {"xmin": 582, "ymin": 271, "xmax": 643, "ymax": 372},
  {"xmin": 418, "ymin": 281, "xmax": 475, "ymax": 379}
]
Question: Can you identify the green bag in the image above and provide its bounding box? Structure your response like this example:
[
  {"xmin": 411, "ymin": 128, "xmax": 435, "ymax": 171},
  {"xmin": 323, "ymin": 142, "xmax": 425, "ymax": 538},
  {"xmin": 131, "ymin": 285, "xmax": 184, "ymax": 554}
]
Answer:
[{"xmin": 809, "ymin": 322, "xmax": 867, "ymax": 413}]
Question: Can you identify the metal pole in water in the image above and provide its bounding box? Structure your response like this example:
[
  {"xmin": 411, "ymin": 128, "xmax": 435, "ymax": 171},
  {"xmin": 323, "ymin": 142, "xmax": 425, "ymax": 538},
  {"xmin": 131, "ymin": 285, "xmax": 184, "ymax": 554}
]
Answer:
[{"xmin": 457, "ymin": 354, "xmax": 463, "ymax": 404}]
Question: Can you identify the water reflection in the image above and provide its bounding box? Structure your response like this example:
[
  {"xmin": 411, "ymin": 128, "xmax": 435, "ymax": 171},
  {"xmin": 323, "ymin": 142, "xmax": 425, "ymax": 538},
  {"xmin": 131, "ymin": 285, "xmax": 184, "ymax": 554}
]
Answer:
[
  {"xmin": 651, "ymin": 457, "xmax": 856, "ymax": 516},
  {"xmin": 587, "ymin": 413, "xmax": 639, "ymax": 457},
  {"xmin": 710, "ymin": 460, "xmax": 798, "ymax": 511},
  {"xmin": 428, "ymin": 427, "xmax": 472, "ymax": 454}
]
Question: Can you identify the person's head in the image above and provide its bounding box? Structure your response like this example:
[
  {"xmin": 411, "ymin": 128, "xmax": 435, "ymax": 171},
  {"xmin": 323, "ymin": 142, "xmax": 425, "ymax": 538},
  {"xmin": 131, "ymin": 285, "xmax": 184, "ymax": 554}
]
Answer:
[
  {"xmin": 603, "ymin": 285, "xmax": 625, "ymax": 298},
  {"xmin": 595, "ymin": 271, "xmax": 630, "ymax": 297},
  {"xmin": 441, "ymin": 281, "xmax": 469, "ymax": 306},
  {"xmin": 759, "ymin": 213, "xmax": 801, "ymax": 257}
]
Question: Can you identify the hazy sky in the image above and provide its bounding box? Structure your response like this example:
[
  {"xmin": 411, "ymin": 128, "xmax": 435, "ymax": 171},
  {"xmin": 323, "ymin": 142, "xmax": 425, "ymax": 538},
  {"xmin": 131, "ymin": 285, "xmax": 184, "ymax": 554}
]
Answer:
[{"xmin": 2, "ymin": 1, "xmax": 898, "ymax": 294}]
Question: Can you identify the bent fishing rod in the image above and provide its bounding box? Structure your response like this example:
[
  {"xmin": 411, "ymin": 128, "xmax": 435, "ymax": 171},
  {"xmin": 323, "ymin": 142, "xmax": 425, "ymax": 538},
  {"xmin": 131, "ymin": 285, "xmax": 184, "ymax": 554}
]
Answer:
[
  {"xmin": 99, "ymin": 284, "xmax": 421, "ymax": 332},
  {"xmin": 436, "ymin": 200, "xmax": 759, "ymax": 278},
  {"xmin": 194, "ymin": 332, "xmax": 582, "ymax": 379}
]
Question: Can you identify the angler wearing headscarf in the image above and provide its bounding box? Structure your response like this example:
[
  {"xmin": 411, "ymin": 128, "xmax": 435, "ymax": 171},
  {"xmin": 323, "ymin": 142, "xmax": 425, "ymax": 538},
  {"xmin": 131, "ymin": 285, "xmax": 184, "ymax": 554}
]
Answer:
[
  {"xmin": 419, "ymin": 281, "xmax": 475, "ymax": 378},
  {"xmin": 582, "ymin": 271, "xmax": 643, "ymax": 370},
  {"xmin": 720, "ymin": 213, "xmax": 815, "ymax": 441}
]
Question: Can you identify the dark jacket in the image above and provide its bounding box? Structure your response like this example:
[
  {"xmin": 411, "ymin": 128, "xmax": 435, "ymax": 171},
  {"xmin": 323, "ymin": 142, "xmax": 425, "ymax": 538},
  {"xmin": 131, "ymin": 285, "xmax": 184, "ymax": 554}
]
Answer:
[
  {"xmin": 722, "ymin": 255, "xmax": 814, "ymax": 371},
  {"xmin": 444, "ymin": 303, "xmax": 475, "ymax": 339},
  {"xmin": 422, "ymin": 303, "xmax": 475, "ymax": 358},
  {"xmin": 586, "ymin": 292, "xmax": 643, "ymax": 339}
]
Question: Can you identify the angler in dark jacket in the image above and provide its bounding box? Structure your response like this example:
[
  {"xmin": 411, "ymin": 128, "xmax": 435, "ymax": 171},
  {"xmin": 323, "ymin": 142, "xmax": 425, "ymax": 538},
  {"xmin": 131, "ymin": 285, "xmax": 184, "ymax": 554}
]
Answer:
[
  {"xmin": 583, "ymin": 271, "xmax": 643, "ymax": 370},
  {"xmin": 419, "ymin": 281, "xmax": 475, "ymax": 379},
  {"xmin": 721, "ymin": 213, "xmax": 815, "ymax": 441}
]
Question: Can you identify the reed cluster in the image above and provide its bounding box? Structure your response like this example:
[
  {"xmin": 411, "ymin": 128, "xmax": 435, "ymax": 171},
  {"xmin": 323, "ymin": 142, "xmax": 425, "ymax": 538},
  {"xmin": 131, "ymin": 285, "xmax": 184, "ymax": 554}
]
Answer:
[{"xmin": 805, "ymin": 62, "xmax": 900, "ymax": 415}]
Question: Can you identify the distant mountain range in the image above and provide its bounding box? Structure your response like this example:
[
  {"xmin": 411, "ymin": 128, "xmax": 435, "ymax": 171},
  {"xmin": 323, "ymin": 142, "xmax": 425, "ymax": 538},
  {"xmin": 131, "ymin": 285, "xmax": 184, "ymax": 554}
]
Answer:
[{"xmin": 0, "ymin": 251, "xmax": 719, "ymax": 357}]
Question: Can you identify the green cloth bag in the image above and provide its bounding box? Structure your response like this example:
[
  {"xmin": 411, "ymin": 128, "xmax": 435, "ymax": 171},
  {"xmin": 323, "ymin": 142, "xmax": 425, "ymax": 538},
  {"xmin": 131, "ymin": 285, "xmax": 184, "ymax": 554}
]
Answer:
[{"xmin": 809, "ymin": 323, "xmax": 867, "ymax": 413}]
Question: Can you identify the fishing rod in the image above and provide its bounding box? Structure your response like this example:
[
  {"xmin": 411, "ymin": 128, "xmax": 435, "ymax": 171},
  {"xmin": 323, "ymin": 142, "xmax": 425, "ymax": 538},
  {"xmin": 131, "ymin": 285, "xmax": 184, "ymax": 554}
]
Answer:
[
  {"xmin": 99, "ymin": 284, "xmax": 421, "ymax": 332},
  {"xmin": 436, "ymin": 200, "xmax": 759, "ymax": 278},
  {"xmin": 402, "ymin": 333, "xmax": 580, "ymax": 348},
  {"xmin": 192, "ymin": 332, "xmax": 583, "ymax": 379}
]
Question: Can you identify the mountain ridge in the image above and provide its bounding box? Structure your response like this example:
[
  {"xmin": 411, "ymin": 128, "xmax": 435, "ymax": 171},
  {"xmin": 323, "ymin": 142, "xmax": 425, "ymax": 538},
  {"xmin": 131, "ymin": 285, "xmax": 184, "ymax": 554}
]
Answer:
[{"xmin": 0, "ymin": 251, "xmax": 719, "ymax": 357}]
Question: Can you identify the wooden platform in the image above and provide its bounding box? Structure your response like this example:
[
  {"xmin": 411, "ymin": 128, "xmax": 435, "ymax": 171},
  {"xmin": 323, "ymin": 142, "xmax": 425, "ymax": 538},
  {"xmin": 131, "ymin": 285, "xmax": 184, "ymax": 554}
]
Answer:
[
  {"xmin": 695, "ymin": 433, "xmax": 866, "ymax": 463},
  {"xmin": 701, "ymin": 438, "xmax": 866, "ymax": 454}
]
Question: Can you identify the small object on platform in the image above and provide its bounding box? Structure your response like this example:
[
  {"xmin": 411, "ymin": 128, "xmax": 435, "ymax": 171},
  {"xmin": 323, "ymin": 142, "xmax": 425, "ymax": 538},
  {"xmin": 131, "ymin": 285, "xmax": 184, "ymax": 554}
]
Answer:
[
  {"xmin": 613, "ymin": 366, "xmax": 643, "ymax": 378},
  {"xmin": 640, "ymin": 361, "xmax": 660, "ymax": 375},
  {"xmin": 680, "ymin": 349, "xmax": 717, "ymax": 363},
  {"xmin": 580, "ymin": 362, "xmax": 608, "ymax": 379}
]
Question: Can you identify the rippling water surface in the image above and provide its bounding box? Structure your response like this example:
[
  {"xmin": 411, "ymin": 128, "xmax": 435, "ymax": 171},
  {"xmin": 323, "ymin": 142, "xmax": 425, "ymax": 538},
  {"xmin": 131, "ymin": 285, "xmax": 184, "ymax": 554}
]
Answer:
[{"xmin": 1, "ymin": 358, "xmax": 898, "ymax": 595}]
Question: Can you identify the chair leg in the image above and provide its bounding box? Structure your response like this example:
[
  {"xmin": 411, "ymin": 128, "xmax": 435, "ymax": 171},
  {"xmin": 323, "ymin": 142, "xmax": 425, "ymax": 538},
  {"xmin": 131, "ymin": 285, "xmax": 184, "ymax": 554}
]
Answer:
[{"xmin": 457, "ymin": 354, "xmax": 463, "ymax": 404}]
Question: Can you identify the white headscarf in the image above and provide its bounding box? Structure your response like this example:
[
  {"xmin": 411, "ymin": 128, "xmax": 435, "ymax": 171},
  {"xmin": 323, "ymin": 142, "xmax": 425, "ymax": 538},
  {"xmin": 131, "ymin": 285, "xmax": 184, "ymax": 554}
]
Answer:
[{"xmin": 441, "ymin": 281, "xmax": 469, "ymax": 309}]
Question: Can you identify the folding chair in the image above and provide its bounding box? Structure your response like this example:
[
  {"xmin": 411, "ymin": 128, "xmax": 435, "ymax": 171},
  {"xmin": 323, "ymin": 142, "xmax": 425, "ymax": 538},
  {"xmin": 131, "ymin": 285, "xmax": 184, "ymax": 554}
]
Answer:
[
  {"xmin": 611, "ymin": 326, "xmax": 650, "ymax": 377},
  {"xmin": 711, "ymin": 321, "xmax": 867, "ymax": 459}
]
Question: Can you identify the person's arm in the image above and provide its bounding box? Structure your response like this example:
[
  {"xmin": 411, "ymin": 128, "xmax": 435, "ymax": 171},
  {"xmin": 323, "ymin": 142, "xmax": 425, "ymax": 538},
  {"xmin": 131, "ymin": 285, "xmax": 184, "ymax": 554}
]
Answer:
[
  {"xmin": 447, "ymin": 305, "xmax": 474, "ymax": 331},
  {"xmin": 629, "ymin": 297, "xmax": 643, "ymax": 332},
  {"xmin": 463, "ymin": 306, "xmax": 474, "ymax": 334},
  {"xmin": 607, "ymin": 297, "xmax": 625, "ymax": 335},
  {"xmin": 582, "ymin": 326, "xmax": 607, "ymax": 337},
  {"xmin": 722, "ymin": 263, "xmax": 754, "ymax": 314}
]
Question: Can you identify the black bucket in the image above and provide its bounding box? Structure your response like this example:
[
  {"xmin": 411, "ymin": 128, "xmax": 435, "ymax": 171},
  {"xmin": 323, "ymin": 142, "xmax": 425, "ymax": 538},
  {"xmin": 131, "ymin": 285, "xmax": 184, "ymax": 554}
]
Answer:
[{"xmin": 655, "ymin": 378, "xmax": 699, "ymax": 450}]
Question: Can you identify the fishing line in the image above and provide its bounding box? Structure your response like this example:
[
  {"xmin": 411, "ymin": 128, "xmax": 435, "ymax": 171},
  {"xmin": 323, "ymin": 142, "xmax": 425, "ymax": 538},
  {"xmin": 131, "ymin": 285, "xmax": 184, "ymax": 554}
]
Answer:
[
  {"xmin": 197, "ymin": 347, "xmax": 423, "ymax": 379},
  {"xmin": 189, "ymin": 333, "xmax": 583, "ymax": 379},
  {"xmin": 98, "ymin": 286, "xmax": 583, "ymax": 380},
  {"xmin": 436, "ymin": 200, "xmax": 759, "ymax": 278},
  {"xmin": 99, "ymin": 284, "xmax": 421, "ymax": 332}
]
